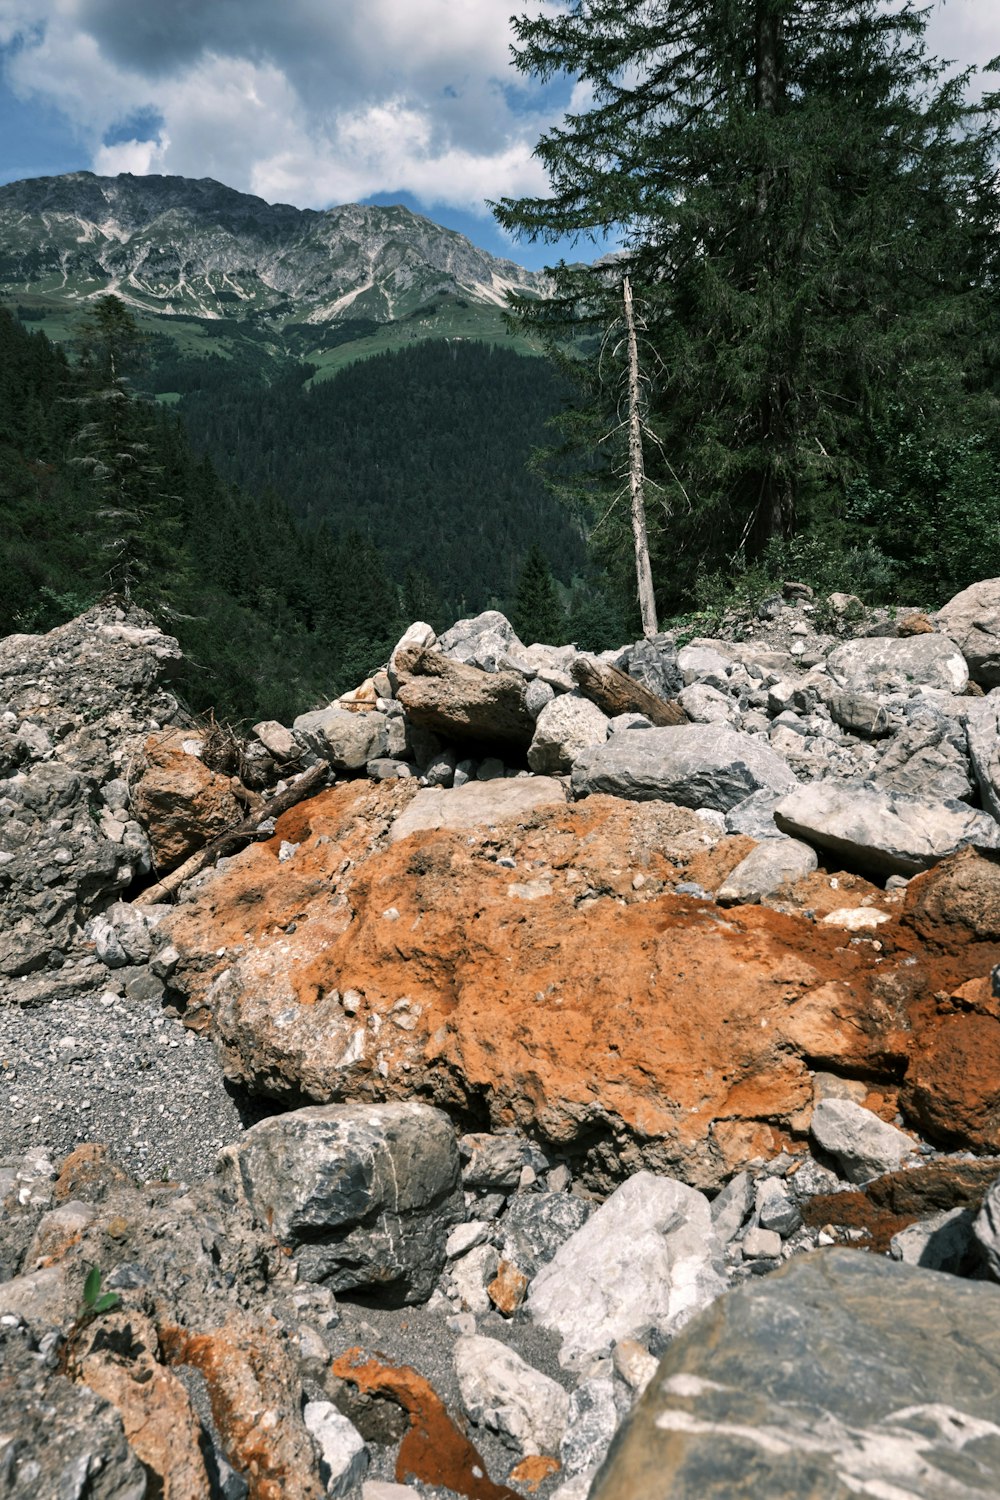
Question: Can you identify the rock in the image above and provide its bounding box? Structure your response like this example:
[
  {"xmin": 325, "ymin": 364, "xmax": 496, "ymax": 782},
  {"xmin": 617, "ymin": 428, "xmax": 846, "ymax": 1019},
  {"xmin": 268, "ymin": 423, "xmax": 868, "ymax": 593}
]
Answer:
[
  {"xmin": 740, "ymin": 1225, "xmax": 781, "ymax": 1259},
  {"xmin": 826, "ymin": 634, "xmax": 968, "ymax": 693},
  {"xmin": 825, "ymin": 690, "xmax": 896, "ymax": 739},
  {"xmin": 972, "ymin": 1176, "xmax": 1000, "ymax": 1280},
  {"xmin": 524, "ymin": 678, "xmax": 556, "ymax": 720},
  {"xmin": 388, "ymin": 621, "xmax": 438, "ymax": 690},
  {"xmin": 618, "ymin": 637, "xmax": 684, "ymax": 700},
  {"xmin": 0, "ymin": 1322, "xmax": 148, "ymax": 1500},
  {"xmin": 773, "ymin": 779, "xmax": 1000, "ymax": 876},
  {"xmin": 446, "ymin": 1221, "xmax": 490, "ymax": 1259},
  {"xmin": 676, "ymin": 643, "xmax": 732, "ymax": 686},
  {"xmin": 454, "ymin": 1334, "xmax": 570, "ymax": 1455},
  {"xmin": 724, "ymin": 789, "xmax": 785, "ymax": 840},
  {"xmin": 612, "ymin": 1340, "xmax": 659, "ymax": 1397},
  {"xmin": 394, "ymin": 647, "xmax": 534, "ymax": 749},
  {"xmin": 936, "ymin": 577, "xmax": 1000, "ymax": 685},
  {"xmin": 820, "ymin": 906, "xmax": 891, "ymax": 930},
  {"xmin": 716, "ymin": 838, "xmax": 817, "ymax": 905},
  {"xmin": 527, "ymin": 1171, "xmax": 726, "ymax": 1368},
  {"xmin": 527, "ymin": 696, "xmax": 609, "ymax": 774},
  {"xmin": 133, "ymin": 726, "xmax": 247, "ymax": 870},
  {"xmin": 571, "ymin": 725, "xmax": 797, "ymax": 811},
  {"xmin": 459, "ymin": 1132, "xmax": 525, "ymax": 1190},
  {"xmin": 965, "ymin": 695, "xmax": 1000, "ymax": 820},
  {"xmin": 677, "ymin": 683, "xmax": 738, "ymax": 724},
  {"xmin": 873, "ymin": 716, "xmax": 974, "ymax": 803},
  {"xmin": 389, "ymin": 777, "xmax": 567, "ymax": 842},
  {"xmin": 303, "ymin": 1402, "xmax": 369, "ymax": 1498},
  {"xmin": 560, "ymin": 1377, "xmax": 623, "ymax": 1480},
  {"xmin": 709, "ymin": 1172, "xmax": 754, "ymax": 1246},
  {"xmin": 292, "ymin": 706, "xmax": 388, "ymax": 770},
  {"xmin": 888, "ymin": 1206, "xmax": 976, "ymax": 1272},
  {"xmin": 499, "ymin": 1192, "xmax": 593, "ymax": 1280},
  {"xmin": 488, "ymin": 1260, "xmax": 529, "ymax": 1315},
  {"xmin": 753, "ymin": 1177, "xmax": 802, "ymax": 1237},
  {"xmin": 591, "ymin": 1249, "xmax": 1000, "ymax": 1500},
  {"xmin": 217, "ymin": 1102, "xmax": 463, "ymax": 1303},
  {"xmin": 810, "ymin": 1098, "xmax": 918, "ymax": 1183},
  {"xmin": 436, "ymin": 611, "xmax": 523, "ymax": 672},
  {"xmin": 252, "ymin": 719, "xmax": 300, "ymax": 761}
]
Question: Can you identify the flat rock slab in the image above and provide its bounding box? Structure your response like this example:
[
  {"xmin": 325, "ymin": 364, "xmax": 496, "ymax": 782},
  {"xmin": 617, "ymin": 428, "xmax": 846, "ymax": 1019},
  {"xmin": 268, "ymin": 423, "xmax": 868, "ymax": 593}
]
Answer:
[
  {"xmin": 826, "ymin": 634, "xmax": 968, "ymax": 693},
  {"xmin": 390, "ymin": 778, "xmax": 568, "ymax": 842},
  {"xmin": 774, "ymin": 779, "xmax": 1000, "ymax": 875},
  {"xmin": 571, "ymin": 725, "xmax": 797, "ymax": 811},
  {"xmin": 592, "ymin": 1248, "xmax": 1000, "ymax": 1500}
]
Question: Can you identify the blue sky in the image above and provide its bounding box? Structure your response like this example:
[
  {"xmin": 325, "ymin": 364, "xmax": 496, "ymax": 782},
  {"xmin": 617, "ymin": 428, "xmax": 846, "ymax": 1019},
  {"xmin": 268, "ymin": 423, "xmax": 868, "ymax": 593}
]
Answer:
[{"xmin": 1, "ymin": 1, "xmax": 998, "ymax": 272}]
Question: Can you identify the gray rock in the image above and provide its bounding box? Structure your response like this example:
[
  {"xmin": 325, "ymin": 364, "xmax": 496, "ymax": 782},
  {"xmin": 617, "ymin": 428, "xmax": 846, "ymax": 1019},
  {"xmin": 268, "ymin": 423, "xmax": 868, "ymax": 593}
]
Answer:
[
  {"xmin": 716, "ymin": 838, "xmax": 817, "ymax": 905},
  {"xmin": 303, "ymin": 1402, "xmax": 368, "ymax": 1498},
  {"xmin": 459, "ymin": 1131, "xmax": 525, "ymax": 1190},
  {"xmin": 740, "ymin": 1225, "xmax": 781, "ymax": 1260},
  {"xmin": 724, "ymin": 789, "xmax": 785, "ymax": 840},
  {"xmin": 366, "ymin": 757, "xmax": 412, "ymax": 781},
  {"xmin": 252, "ymin": 719, "xmax": 299, "ymax": 761},
  {"xmin": 825, "ymin": 690, "xmax": 897, "ymax": 739},
  {"xmin": 810, "ymin": 1098, "xmax": 918, "ymax": 1183},
  {"xmin": 619, "ymin": 638, "xmax": 684, "ymax": 700},
  {"xmin": 527, "ymin": 1171, "xmax": 726, "ymax": 1369},
  {"xmin": 972, "ymin": 1175, "xmax": 1000, "ymax": 1281},
  {"xmin": 677, "ymin": 683, "xmax": 738, "ymax": 724},
  {"xmin": 889, "ymin": 1207, "xmax": 976, "ymax": 1273},
  {"xmin": 965, "ymin": 695, "xmax": 1000, "ymax": 821},
  {"xmin": 527, "ymin": 696, "xmax": 609, "ymax": 774},
  {"xmin": 591, "ymin": 1250, "xmax": 1000, "ymax": 1500},
  {"xmin": 753, "ymin": 1177, "xmax": 802, "ymax": 1237},
  {"xmin": 292, "ymin": 707, "xmax": 388, "ymax": 770},
  {"xmin": 448, "ymin": 1242, "xmax": 500, "ymax": 1313},
  {"xmin": 560, "ymin": 1377, "xmax": 623, "ymax": 1479},
  {"xmin": 676, "ymin": 643, "xmax": 732, "ymax": 686},
  {"xmin": 773, "ymin": 778, "xmax": 1000, "ymax": 876},
  {"xmin": 936, "ymin": 578, "xmax": 1000, "ymax": 685},
  {"xmin": 826, "ymin": 634, "xmax": 968, "ymax": 694},
  {"xmin": 571, "ymin": 725, "xmax": 797, "ymax": 812},
  {"xmin": 709, "ymin": 1172, "xmax": 754, "ymax": 1247},
  {"xmin": 437, "ymin": 611, "xmax": 524, "ymax": 673},
  {"xmin": 218, "ymin": 1102, "xmax": 463, "ymax": 1303},
  {"xmin": 389, "ymin": 778, "xmax": 567, "ymax": 842},
  {"xmin": 423, "ymin": 749, "xmax": 457, "ymax": 787},
  {"xmin": 873, "ymin": 717, "xmax": 974, "ymax": 803},
  {"xmin": 454, "ymin": 1334, "xmax": 570, "ymax": 1455},
  {"xmin": 0, "ymin": 1323, "xmax": 147, "ymax": 1500},
  {"xmin": 499, "ymin": 1192, "xmax": 593, "ymax": 1279},
  {"xmin": 525, "ymin": 679, "xmax": 556, "ymax": 720}
]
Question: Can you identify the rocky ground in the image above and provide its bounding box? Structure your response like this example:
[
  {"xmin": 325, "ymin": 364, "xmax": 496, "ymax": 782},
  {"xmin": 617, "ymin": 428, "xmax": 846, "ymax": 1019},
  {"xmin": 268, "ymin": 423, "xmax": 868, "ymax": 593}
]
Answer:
[{"xmin": 5, "ymin": 588, "xmax": 1000, "ymax": 1498}]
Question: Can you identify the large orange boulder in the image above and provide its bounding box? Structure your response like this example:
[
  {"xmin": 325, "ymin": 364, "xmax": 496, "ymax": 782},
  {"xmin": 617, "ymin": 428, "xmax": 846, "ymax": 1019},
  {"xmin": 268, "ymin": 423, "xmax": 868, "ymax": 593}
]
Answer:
[{"xmin": 133, "ymin": 728, "xmax": 247, "ymax": 871}]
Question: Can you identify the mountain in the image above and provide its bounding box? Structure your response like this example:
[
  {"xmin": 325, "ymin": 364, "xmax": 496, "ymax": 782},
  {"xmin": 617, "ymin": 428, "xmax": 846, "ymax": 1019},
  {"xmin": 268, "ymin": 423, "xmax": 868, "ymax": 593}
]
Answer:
[{"xmin": 0, "ymin": 172, "xmax": 546, "ymax": 368}]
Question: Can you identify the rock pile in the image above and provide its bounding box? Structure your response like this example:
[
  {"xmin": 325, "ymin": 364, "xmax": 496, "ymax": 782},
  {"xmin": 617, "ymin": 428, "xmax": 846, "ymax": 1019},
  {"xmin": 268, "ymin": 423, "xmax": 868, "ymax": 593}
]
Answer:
[{"xmin": 7, "ymin": 577, "xmax": 1000, "ymax": 1497}]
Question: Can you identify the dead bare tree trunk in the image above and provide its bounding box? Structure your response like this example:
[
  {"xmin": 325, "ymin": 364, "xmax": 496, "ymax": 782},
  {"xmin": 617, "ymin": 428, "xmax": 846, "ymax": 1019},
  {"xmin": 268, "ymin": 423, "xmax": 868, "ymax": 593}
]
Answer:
[{"xmin": 623, "ymin": 276, "xmax": 658, "ymax": 638}]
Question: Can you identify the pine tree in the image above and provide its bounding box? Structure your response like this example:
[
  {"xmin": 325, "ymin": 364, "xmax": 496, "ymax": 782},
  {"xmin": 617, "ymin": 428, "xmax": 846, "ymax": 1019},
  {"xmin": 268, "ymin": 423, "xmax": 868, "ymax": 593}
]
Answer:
[
  {"xmin": 494, "ymin": 1, "xmax": 1000, "ymax": 596},
  {"xmin": 513, "ymin": 544, "xmax": 566, "ymax": 645}
]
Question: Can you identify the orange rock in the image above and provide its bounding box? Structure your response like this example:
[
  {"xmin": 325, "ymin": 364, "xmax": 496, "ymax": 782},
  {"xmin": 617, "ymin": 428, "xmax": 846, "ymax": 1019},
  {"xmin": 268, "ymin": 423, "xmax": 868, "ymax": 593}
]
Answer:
[
  {"xmin": 160, "ymin": 1313, "xmax": 325, "ymax": 1500},
  {"xmin": 54, "ymin": 1143, "xmax": 130, "ymax": 1203},
  {"xmin": 78, "ymin": 1310, "xmax": 211, "ymax": 1498},
  {"xmin": 162, "ymin": 783, "xmax": 1000, "ymax": 1187},
  {"xmin": 488, "ymin": 1260, "xmax": 529, "ymax": 1315},
  {"xmin": 331, "ymin": 1346, "xmax": 517, "ymax": 1500},
  {"xmin": 509, "ymin": 1454, "xmax": 561, "ymax": 1490},
  {"xmin": 134, "ymin": 728, "xmax": 245, "ymax": 870},
  {"xmin": 897, "ymin": 612, "xmax": 934, "ymax": 636}
]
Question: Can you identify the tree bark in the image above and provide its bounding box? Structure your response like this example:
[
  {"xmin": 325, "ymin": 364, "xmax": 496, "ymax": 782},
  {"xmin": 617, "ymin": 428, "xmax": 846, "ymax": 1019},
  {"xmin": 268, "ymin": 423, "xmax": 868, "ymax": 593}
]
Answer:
[
  {"xmin": 623, "ymin": 276, "xmax": 658, "ymax": 639},
  {"xmin": 571, "ymin": 656, "xmax": 687, "ymax": 726}
]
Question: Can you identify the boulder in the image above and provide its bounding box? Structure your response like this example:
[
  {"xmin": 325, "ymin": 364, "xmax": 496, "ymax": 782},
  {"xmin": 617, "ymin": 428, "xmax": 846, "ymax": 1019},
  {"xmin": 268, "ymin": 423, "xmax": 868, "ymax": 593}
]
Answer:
[
  {"xmin": 716, "ymin": 837, "xmax": 818, "ymax": 905},
  {"xmin": 591, "ymin": 1250, "xmax": 1000, "ymax": 1500},
  {"xmin": 436, "ymin": 610, "xmax": 524, "ymax": 672},
  {"xmin": 527, "ymin": 695, "xmax": 609, "ymax": 773},
  {"xmin": 394, "ymin": 647, "xmax": 535, "ymax": 749},
  {"xmin": 965, "ymin": 695, "xmax": 1000, "ymax": 820},
  {"xmin": 303, "ymin": 1402, "xmax": 369, "ymax": 1497},
  {"xmin": 217, "ymin": 1101, "xmax": 463, "ymax": 1303},
  {"xmin": 454, "ymin": 1335, "xmax": 570, "ymax": 1456},
  {"xmin": 774, "ymin": 779, "xmax": 1000, "ymax": 876},
  {"xmin": 526, "ymin": 1171, "xmax": 726, "ymax": 1368},
  {"xmin": 571, "ymin": 725, "xmax": 798, "ymax": 811},
  {"xmin": 810, "ymin": 1098, "xmax": 919, "ymax": 1183},
  {"xmin": 872, "ymin": 718, "xmax": 974, "ymax": 803},
  {"xmin": 678, "ymin": 682, "xmax": 738, "ymax": 724},
  {"xmin": 826, "ymin": 634, "xmax": 968, "ymax": 693},
  {"xmin": 499, "ymin": 1192, "xmax": 593, "ymax": 1279},
  {"xmin": 292, "ymin": 706, "xmax": 388, "ymax": 770},
  {"xmin": 972, "ymin": 1175, "xmax": 1000, "ymax": 1280},
  {"xmin": 825, "ymin": 690, "xmax": 897, "ymax": 739},
  {"xmin": 133, "ymin": 729, "xmax": 248, "ymax": 869},
  {"xmin": 618, "ymin": 637, "xmax": 684, "ymax": 700},
  {"xmin": 936, "ymin": 577, "xmax": 1000, "ymax": 685}
]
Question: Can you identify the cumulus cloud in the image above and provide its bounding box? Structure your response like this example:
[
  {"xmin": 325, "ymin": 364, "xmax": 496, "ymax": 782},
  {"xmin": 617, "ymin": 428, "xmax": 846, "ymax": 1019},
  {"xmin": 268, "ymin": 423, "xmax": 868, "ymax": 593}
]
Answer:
[{"xmin": 0, "ymin": 0, "xmax": 563, "ymax": 214}]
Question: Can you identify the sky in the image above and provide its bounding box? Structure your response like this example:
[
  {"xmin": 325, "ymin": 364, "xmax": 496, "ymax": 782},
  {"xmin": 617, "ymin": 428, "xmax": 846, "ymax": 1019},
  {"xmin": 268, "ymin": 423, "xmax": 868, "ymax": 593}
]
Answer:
[{"xmin": 1, "ymin": 0, "xmax": 999, "ymax": 272}]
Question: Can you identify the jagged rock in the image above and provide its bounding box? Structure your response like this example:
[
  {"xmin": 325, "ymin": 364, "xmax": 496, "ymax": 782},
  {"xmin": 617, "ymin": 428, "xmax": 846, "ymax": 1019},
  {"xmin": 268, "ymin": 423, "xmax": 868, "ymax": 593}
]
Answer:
[
  {"xmin": 132, "ymin": 727, "xmax": 247, "ymax": 870},
  {"xmin": 499, "ymin": 1193, "xmax": 593, "ymax": 1280},
  {"xmin": 724, "ymin": 788, "xmax": 785, "ymax": 839},
  {"xmin": 825, "ymin": 690, "xmax": 897, "ymax": 738},
  {"xmin": 293, "ymin": 706, "xmax": 389, "ymax": 769},
  {"xmin": 936, "ymin": 577, "xmax": 1000, "ymax": 685},
  {"xmin": 454, "ymin": 1335, "xmax": 570, "ymax": 1455},
  {"xmin": 677, "ymin": 682, "xmax": 739, "ymax": 724},
  {"xmin": 459, "ymin": 1132, "xmax": 525, "ymax": 1190},
  {"xmin": 617, "ymin": 637, "xmax": 684, "ymax": 700},
  {"xmin": 524, "ymin": 678, "xmax": 556, "ymax": 720},
  {"xmin": 810, "ymin": 1098, "xmax": 918, "ymax": 1183},
  {"xmin": 676, "ymin": 642, "xmax": 732, "ymax": 686},
  {"xmin": 773, "ymin": 778, "xmax": 1000, "ymax": 876},
  {"xmin": 826, "ymin": 633, "xmax": 968, "ymax": 693},
  {"xmin": 389, "ymin": 777, "xmax": 567, "ymax": 842},
  {"xmin": 710, "ymin": 1172, "xmax": 755, "ymax": 1246},
  {"xmin": 217, "ymin": 1102, "xmax": 463, "ymax": 1303},
  {"xmin": 393, "ymin": 647, "xmax": 534, "ymax": 748},
  {"xmin": 303, "ymin": 1402, "xmax": 369, "ymax": 1497},
  {"xmin": 972, "ymin": 1176, "xmax": 1000, "ymax": 1281},
  {"xmin": 888, "ymin": 1206, "xmax": 976, "ymax": 1271},
  {"xmin": 571, "ymin": 725, "xmax": 797, "ymax": 811},
  {"xmin": 872, "ymin": 716, "xmax": 974, "ymax": 802},
  {"xmin": 591, "ymin": 1250, "xmax": 1000, "ymax": 1500},
  {"xmin": 965, "ymin": 694, "xmax": 1000, "ymax": 820},
  {"xmin": 716, "ymin": 837, "xmax": 818, "ymax": 905},
  {"xmin": 527, "ymin": 695, "xmax": 609, "ymax": 774},
  {"xmin": 560, "ymin": 1377, "xmax": 624, "ymax": 1485},
  {"xmin": 436, "ymin": 611, "xmax": 523, "ymax": 672},
  {"xmin": 527, "ymin": 1172, "xmax": 726, "ymax": 1369},
  {"xmin": 252, "ymin": 719, "xmax": 299, "ymax": 761}
]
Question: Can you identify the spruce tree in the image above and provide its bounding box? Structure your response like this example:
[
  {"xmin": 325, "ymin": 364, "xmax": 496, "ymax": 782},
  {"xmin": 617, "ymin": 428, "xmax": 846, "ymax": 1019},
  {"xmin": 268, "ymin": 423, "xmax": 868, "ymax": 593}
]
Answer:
[
  {"xmin": 494, "ymin": 1, "xmax": 1000, "ymax": 596},
  {"xmin": 513, "ymin": 544, "xmax": 566, "ymax": 644}
]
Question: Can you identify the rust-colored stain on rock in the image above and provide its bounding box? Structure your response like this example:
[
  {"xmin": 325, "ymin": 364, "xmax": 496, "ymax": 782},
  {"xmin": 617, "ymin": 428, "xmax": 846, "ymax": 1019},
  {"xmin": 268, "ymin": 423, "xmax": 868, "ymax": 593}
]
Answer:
[
  {"xmin": 331, "ymin": 1346, "xmax": 518, "ymax": 1500},
  {"xmin": 509, "ymin": 1454, "xmax": 561, "ymax": 1490},
  {"xmin": 163, "ymin": 781, "xmax": 1000, "ymax": 1188}
]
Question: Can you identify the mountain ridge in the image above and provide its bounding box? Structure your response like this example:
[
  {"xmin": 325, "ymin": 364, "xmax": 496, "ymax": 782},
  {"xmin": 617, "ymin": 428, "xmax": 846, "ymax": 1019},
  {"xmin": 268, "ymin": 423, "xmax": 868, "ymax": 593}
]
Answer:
[{"xmin": 0, "ymin": 170, "xmax": 547, "ymax": 328}]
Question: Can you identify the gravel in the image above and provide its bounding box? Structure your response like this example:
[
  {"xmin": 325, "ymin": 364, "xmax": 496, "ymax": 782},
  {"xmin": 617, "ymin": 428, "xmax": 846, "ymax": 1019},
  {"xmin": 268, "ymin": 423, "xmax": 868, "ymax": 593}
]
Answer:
[{"xmin": 0, "ymin": 955, "xmax": 265, "ymax": 1183}]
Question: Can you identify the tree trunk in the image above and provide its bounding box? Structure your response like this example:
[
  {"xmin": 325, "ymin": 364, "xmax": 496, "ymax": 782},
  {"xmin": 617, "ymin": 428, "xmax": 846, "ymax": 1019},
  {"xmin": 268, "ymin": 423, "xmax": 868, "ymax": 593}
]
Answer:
[{"xmin": 623, "ymin": 277, "xmax": 658, "ymax": 639}]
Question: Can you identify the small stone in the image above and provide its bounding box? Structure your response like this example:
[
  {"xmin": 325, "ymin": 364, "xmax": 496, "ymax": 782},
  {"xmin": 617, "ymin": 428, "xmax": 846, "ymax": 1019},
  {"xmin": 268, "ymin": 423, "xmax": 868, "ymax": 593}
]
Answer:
[
  {"xmin": 741, "ymin": 1226, "xmax": 782, "ymax": 1259},
  {"xmin": 488, "ymin": 1260, "xmax": 530, "ymax": 1316},
  {"xmin": 303, "ymin": 1401, "xmax": 369, "ymax": 1498}
]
